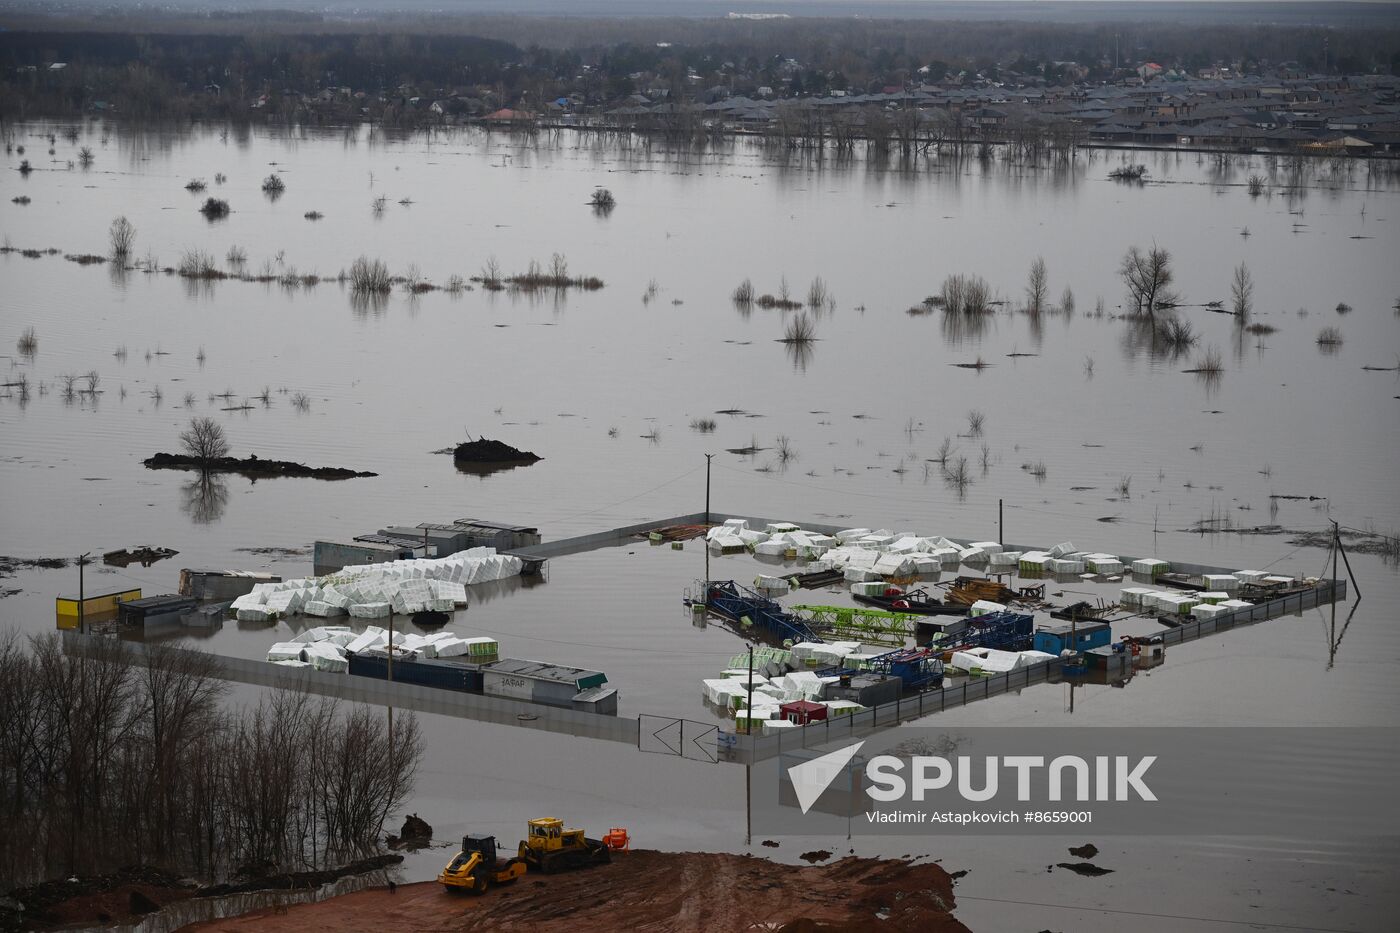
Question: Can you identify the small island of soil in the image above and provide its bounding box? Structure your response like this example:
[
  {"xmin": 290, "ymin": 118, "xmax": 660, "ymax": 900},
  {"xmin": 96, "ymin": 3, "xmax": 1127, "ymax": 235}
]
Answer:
[
  {"xmin": 143, "ymin": 452, "xmax": 377, "ymax": 480},
  {"xmin": 452, "ymin": 437, "xmax": 542, "ymax": 465}
]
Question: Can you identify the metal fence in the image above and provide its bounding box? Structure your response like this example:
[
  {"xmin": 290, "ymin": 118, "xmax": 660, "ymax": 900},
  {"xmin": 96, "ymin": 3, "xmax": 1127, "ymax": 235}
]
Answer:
[{"xmin": 59, "ymin": 632, "xmax": 641, "ymax": 747}]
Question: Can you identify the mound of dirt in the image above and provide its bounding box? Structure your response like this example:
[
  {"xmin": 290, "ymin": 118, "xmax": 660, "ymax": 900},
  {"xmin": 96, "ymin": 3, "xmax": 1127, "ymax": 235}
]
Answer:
[
  {"xmin": 387, "ymin": 814, "xmax": 433, "ymax": 851},
  {"xmin": 143, "ymin": 453, "xmax": 376, "ymax": 480},
  {"xmin": 8, "ymin": 865, "xmax": 194, "ymax": 929},
  {"xmin": 452, "ymin": 438, "xmax": 541, "ymax": 464},
  {"xmin": 185, "ymin": 850, "xmax": 968, "ymax": 933}
]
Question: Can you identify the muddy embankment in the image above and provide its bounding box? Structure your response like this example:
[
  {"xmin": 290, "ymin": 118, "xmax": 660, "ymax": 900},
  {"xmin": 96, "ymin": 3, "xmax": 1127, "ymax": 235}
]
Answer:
[{"xmin": 187, "ymin": 850, "xmax": 969, "ymax": 933}]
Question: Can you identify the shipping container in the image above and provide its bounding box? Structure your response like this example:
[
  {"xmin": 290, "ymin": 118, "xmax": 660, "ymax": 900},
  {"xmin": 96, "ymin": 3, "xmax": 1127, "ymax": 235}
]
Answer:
[{"xmin": 347, "ymin": 651, "xmax": 484, "ymax": 693}]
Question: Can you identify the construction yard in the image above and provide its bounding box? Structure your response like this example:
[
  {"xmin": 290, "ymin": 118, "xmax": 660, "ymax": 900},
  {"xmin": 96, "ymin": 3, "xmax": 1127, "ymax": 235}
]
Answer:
[{"xmin": 187, "ymin": 851, "xmax": 968, "ymax": 933}]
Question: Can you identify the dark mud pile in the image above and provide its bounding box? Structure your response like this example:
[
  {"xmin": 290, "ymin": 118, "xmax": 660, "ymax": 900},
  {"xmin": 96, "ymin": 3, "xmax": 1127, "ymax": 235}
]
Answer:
[{"xmin": 143, "ymin": 453, "xmax": 377, "ymax": 480}]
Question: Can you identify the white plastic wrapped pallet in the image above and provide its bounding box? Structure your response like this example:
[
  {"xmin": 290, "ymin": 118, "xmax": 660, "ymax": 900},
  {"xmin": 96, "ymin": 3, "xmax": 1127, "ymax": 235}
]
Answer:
[
  {"xmin": 345, "ymin": 627, "xmax": 387, "ymax": 654},
  {"xmin": 969, "ymin": 599, "xmax": 1006, "ymax": 617},
  {"xmin": 873, "ymin": 553, "xmax": 915, "ymax": 576},
  {"xmin": 1203, "ymin": 574, "xmax": 1240, "ymax": 593},
  {"xmin": 266, "ymin": 642, "xmax": 304, "ymax": 662},
  {"xmin": 304, "ymin": 642, "xmax": 348, "ymax": 673},
  {"xmin": 970, "ymin": 541, "xmax": 1002, "ymax": 555}
]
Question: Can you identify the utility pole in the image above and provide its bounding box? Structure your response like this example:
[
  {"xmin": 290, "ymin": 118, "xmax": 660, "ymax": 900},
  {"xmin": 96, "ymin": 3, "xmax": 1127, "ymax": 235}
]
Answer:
[
  {"xmin": 77, "ymin": 552, "xmax": 91, "ymax": 634},
  {"xmin": 1332, "ymin": 520, "xmax": 1360, "ymax": 603},
  {"xmin": 704, "ymin": 453, "xmax": 714, "ymax": 525},
  {"xmin": 746, "ymin": 642, "xmax": 754, "ymax": 847},
  {"xmin": 998, "ymin": 498, "xmax": 1004, "ymax": 547},
  {"xmin": 387, "ymin": 607, "xmax": 394, "ymax": 751}
]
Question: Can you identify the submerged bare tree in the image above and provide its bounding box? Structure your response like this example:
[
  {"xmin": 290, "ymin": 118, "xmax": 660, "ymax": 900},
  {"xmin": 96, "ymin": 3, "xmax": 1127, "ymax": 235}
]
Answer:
[
  {"xmin": 179, "ymin": 416, "xmax": 229, "ymax": 471},
  {"xmin": 108, "ymin": 216, "xmax": 136, "ymax": 260},
  {"xmin": 1231, "ymin": 262, "xmax": 1254, "ymax": 319},
  {"xmin": 1119, "ymin": 245, "xmax": 1179, "ymax": 317},
  {"xmin": 1026, "ymin": 256, "xmax": 1048, "ymax": 314}
]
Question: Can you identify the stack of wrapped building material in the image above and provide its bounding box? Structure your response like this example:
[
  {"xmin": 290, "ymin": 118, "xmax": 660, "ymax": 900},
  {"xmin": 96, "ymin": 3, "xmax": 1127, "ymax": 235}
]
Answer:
[{"xmin": 232, "ymin": 547, "xmax": 521, "ymax": 622}]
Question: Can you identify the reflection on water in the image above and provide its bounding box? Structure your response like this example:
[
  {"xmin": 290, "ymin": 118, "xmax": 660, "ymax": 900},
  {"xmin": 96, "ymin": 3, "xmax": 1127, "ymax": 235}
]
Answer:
[
  {"xmin": 454, "ymin": 459, "xmax": 539, "ymax": 478},
  {"xmin": 182, "ymin": 474, "xmax": 229, "ymax": 524},
  {"xmin": 939, "ymin": 307, "xmax": 995, "ymax": 347},
  {"xmin": 782, "ymin": 338, "xmax": 813, "ymax": 373}
]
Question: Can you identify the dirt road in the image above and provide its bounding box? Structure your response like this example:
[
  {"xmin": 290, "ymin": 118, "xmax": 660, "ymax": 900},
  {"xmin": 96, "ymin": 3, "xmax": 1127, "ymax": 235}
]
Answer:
[{"xmin": 187, "ymin": 850, "xmax": 969, "ymax": 932}]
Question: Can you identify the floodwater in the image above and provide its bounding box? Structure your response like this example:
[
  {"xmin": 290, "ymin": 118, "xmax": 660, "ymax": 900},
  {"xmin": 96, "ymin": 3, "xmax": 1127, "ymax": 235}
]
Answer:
[{"xmin": 3, "ymin": 122, "xmax": 1400, "ymax": 931}]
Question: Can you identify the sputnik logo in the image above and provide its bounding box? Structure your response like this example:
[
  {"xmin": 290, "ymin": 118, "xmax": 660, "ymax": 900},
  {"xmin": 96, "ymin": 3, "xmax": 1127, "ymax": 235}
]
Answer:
[{"xmin": 787, "ymin": 741, "xmax": 864, "ymax": 814}]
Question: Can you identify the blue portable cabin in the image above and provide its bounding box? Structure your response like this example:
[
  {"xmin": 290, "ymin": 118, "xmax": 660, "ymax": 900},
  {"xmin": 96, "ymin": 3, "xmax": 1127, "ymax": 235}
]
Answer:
[{"xmin": 1034, "ymin": 620, "xmax": 1112, "ymax": 655}]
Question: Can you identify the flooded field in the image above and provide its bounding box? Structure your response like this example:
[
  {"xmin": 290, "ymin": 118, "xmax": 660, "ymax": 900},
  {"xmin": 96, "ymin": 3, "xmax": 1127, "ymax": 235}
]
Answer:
[{"xmin": 3, "ymin": 122, "xmax": 1400, "ymax": 931}]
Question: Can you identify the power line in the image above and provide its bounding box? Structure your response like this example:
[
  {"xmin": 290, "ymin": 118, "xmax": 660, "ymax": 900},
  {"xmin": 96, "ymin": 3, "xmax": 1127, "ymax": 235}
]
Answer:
[{"xmin": 545, "ymin": 463, "xmax": 704, "ymax": 525}]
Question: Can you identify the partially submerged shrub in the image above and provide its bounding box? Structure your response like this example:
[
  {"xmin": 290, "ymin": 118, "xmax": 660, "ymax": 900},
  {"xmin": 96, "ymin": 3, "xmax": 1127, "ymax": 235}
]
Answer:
[
  {"xmin": 780, "ymin": 312, "xmax": 817, "ymax": 344},
  {"xmin": 177, "ymin": 249, "xmax": 224, "ymax": 279},
  {"xmin": 1317, "ymin": 326, "xmax": 1344, "ymax": 347},
  {"xmin": 109, "ymin": 215, "xmax": 136, "ymax": 259},
  {"xmin": 349, "ymin": 256, "xmax": 392, "ymax": 294},
  {"xmin": 1156, "ymin": 315, "xmax": 1197, "ymax": 350},
  {"xmin": 755, "ymin": 292, "xmax": 802, "ymax": 310},
  {"xmin": 732, "ymin": 279, "xmax": 755, "ymax": 306},
  {"xmin": 199, "ymin": 197, "xmax": 230, "ymax": 219},
  {"xmin": 690, "ymin": 418, "xmax": 717, "ymax": 433},
  {"xmin": 505, "ymin": 253, "xmax": 604, "ymax": 291},
  {"xmin": 17, "ymin": 326, "xmax": 37, "ymax": 358},
  {"xmin": 1188, "ymin": 346, "xmax": 1224, "ymax": 376},
  {"xmin": 940, "ymin": 274, "xmax": 991, "ymax": 315},
  {"xmin": 262, "ymin": 173, "xmax": 286, "ymax": 195},
  {"xmin": 185, "ymin": 178, "xmax": 207, "ymax": 192},
  {"xmin": 966, "ymin": 409, "xmax": 985, "ymax": 436},
  {"xmin": 589, "ymin": 188, "xmax": 615, "ymax": 212}
]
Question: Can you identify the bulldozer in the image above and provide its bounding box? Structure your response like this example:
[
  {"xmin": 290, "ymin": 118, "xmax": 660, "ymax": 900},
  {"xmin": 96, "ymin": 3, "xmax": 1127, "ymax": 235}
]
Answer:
[
  {"xmin": 438, "ymin": 834, "xmax": 528, "ymax": 894},
  {"xmin": 515, "ymin": 817, "xmax": 612, "ymax": 874}
]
